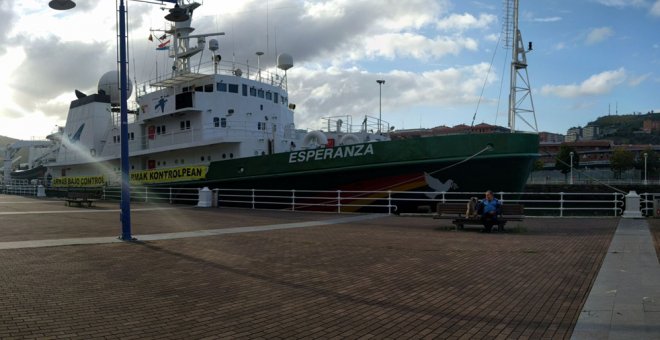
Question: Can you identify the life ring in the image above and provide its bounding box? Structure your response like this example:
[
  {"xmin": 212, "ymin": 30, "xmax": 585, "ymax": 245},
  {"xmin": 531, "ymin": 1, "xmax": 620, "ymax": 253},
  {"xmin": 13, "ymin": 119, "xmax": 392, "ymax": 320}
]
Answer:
[
  {"xmin": 339, "ymin": 134, "xmax": 360, "ymax": 145},
  {"xmin": 302, "ymin": 131, "xmax": 328, "ymax": 147}
]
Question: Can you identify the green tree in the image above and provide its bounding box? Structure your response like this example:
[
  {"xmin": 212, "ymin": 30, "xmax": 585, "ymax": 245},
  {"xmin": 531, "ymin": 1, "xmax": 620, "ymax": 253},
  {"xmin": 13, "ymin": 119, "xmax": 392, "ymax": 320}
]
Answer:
[
  {"xmin": 610, "ymin": 147, "xmax": 635, "ymax": 179},
  {"xmin": 532, "ymin": 159, "xmax": 544, "ymax": 172},
  {"xmin": 555, "ymin": 145, "xmax": 579, "ymax": 175}
]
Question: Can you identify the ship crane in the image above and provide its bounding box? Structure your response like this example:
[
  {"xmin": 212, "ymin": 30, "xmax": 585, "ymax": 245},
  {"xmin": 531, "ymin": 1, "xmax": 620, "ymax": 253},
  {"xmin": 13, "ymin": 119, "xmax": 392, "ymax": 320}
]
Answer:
[{"xmin": 503, "ymin": 0, "xmax": 538, "ymax": 132}]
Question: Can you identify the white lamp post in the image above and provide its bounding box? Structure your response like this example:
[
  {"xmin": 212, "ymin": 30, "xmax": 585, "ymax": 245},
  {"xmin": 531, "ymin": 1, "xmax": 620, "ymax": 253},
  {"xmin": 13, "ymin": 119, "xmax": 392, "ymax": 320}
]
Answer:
[
  {"xmin": 643, "ymin": 152, "xmax": 648, "ymax": 185},
  {"xmin": 569, "ymin": 151, "xmax": 574, "ymax": 185},
  {"xmin": 376, "ymin": 79, "xmax": 385, "ymax": 133},
  {"xmin": 50, "ymin": 0, "xmax": 188, "ymax": 241}
]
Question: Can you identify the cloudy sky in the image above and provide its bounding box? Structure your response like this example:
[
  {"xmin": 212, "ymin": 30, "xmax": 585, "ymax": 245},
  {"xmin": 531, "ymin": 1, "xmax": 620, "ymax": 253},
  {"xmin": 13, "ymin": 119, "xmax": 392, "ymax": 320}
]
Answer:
[{"xmin": 0, "ymin": 0, "xmax": 659, "ymax": 140}]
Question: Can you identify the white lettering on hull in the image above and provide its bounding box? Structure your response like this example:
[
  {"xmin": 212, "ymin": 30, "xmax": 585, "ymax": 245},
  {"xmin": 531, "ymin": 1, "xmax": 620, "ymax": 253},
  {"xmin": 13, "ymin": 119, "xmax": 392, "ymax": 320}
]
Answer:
[{"xmin": 288, "ymin": 144, "xmax": 374, "ymax": 163}]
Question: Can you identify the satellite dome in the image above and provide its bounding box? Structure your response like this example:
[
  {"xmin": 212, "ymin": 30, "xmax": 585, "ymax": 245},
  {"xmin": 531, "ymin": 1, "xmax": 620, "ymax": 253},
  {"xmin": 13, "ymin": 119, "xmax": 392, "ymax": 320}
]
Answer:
[
  {"xmin": 277, "ymin": 53, "xmax": 293, "ymax": 71},
  {"xmin": 98, "ymin": 70, "xmax": 133, "ymax": 105}
]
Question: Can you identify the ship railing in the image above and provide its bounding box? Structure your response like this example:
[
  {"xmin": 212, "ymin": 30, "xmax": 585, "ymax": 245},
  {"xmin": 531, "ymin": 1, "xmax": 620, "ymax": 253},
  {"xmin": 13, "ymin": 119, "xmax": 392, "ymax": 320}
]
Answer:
[
  {"xmin": 137, "ymin": 58, "xmax": 287, "ymax": 96},
  {"xmin": 57, "ymin": 124, "xmax": 263, "ymax": 161}
]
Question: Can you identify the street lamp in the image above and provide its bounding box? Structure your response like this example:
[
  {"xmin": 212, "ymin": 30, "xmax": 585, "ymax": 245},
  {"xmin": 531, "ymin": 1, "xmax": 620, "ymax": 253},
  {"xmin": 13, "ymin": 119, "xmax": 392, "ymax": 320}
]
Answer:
[
  {"xmin": 51, "ymin": 0, "xmax": 187, "ymax": 241},
  {"xmin": 569, "ymin": 151, "xmax": 574, "ymax": 185},
  {"xmin": 376, "ymin": 79, "xmax": 385, "ymax": 133},
  {"xmin": 644, "ymin": 152, "xmax": 648, "ymax": 185}
]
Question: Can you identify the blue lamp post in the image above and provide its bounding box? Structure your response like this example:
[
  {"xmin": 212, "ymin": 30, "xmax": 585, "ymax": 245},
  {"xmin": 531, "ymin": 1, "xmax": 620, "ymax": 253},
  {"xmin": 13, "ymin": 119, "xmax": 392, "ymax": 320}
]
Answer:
[{"xmin": 50, "ymin": 0, "xmax": 188, "ymax": 241}]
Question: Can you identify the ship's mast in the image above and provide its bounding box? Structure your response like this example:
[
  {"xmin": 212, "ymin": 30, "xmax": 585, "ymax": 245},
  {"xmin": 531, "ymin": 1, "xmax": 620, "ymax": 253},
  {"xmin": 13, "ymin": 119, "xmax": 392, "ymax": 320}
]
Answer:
[
  {"xmin": 504, "ymin": 0, "xmax": 537, "ymax": 132},
  {"xmin": 167, "ymin": 1, "xmax": 224, "ymax": 77}
]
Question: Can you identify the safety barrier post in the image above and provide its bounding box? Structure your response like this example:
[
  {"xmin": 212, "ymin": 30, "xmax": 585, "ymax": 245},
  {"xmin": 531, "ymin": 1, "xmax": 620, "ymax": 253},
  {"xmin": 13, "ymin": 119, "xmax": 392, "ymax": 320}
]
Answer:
[
  {"xmin": 337, "ymin": 190, "xmax": 342, "ymax": 213},
  {"xmin": 292, "ymin": 189, "xmax": 296, "ymax": 211},
  {"xmin": 251, "ymin": 189, "xmax": 256, "ymax": 209},
  {"xmin": 388, "ymin": 191, "xmax": 392, "ymax": 215},
  {"xmin": 559, "ymin": 192, "xmax": 564, "ymax": 217}
]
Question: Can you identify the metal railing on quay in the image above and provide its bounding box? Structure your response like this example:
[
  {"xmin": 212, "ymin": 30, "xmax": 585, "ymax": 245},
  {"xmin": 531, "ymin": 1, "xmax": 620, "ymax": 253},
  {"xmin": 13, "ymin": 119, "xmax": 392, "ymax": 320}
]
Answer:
[
  {"xmin": 2, "ymin": 183, "xmax": 658, "ymax": 217},
  {"xmin": 101, "ymin": 186, "xmax": 199, "ymax": 204}
]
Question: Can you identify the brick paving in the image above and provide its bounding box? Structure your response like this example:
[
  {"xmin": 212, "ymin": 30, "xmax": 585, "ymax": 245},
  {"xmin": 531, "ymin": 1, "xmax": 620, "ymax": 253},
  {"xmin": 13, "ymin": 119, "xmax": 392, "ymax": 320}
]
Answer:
[
  {"xmin": 650, "ymin": 218, "xmax": 660, "ymax": 263},
  {"xmin": 0, "ymin": 195, "xmax": 621, "ymax": 339}
]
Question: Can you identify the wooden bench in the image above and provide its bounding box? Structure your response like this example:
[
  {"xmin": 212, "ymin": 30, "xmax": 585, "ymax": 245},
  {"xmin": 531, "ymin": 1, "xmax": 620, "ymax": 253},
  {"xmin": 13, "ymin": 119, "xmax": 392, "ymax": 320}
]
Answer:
[
  {"xmin": 433, "ymin": 202, "xmax": 525, "ymax": 231},
  {"xmin": 65, "ymin": 190, "xmax": 102, "ymax": 208}
]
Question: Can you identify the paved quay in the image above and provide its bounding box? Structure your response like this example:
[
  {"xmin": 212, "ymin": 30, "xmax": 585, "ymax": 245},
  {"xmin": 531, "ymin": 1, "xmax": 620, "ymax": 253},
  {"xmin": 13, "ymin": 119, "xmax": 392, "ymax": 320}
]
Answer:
[
  {"xmin": 0, "ymin": 194, "xmax": 657, "ymax": 339},
  {"xmin": 572, "ymin": 218, "xmax": 660, "ymax": 340}
]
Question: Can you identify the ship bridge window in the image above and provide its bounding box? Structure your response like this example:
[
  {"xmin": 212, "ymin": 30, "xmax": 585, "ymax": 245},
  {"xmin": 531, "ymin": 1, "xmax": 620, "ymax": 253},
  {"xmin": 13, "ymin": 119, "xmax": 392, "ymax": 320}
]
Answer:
[
  {"xmin": 228, "ymin": 84, "xmax": 239, "ymax": 93},
  {"xmin": 221, "ymin": 118, "xmax": 227, "ymax": 127},
  {"xmin": 129, "ymin": 132, "xmax": 135, "ymax": 140},
  {"xmin": 250, "ymin": 87, "xmax": 257, "ymax": 96},
  {"xmin": 195, "ymin": 85, "xmax": 203, "ymax": 92},
  {"xmin": 204, "ymin": 84, "xmax": 214, "ymax": 92},
  {"xmin": 242, "ymin": 84, "xmax": 248, "ymax": 96},
  {"xmin": 257, "ymin": 89, "xmax": 264, "ymax": 98},
  {"xmin": 213, "ymin": 117, "xmax": 219, "ymax": 127},
  {"xmin": 274, "ymin": 92, "xmax": 279, "ymax": 103},
  {"xmin": 217, "ymin": 82, "xmax": 227, "ymax": 92},
  {"xmin": 180, "ymin": 120, "xmax": 191, "ymax": 130},
  {"xmin": 266, "ymin": 91, "xmax": 272, "ymax": 100},
  {"xmin": 258, "ymin": 122, "xmax": 266, "ymax": 130}
]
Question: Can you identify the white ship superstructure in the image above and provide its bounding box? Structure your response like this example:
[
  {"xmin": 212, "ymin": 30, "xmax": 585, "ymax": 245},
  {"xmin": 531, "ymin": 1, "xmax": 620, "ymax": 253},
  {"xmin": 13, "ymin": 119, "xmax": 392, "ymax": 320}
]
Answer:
[{"xmin": 44, "ymin": 1, "xmax": 386, "ymax": 186}]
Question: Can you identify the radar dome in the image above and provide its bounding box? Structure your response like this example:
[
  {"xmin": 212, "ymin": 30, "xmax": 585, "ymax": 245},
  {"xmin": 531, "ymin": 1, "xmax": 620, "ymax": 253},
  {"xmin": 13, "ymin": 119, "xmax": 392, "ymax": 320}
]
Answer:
[
  {"xmin": 98, "ymin": 70, "xmax": 133, "ymax": 105},
  {"xmin": 277, "ymin": 53, "xmax": 293, "ymax": 71}
]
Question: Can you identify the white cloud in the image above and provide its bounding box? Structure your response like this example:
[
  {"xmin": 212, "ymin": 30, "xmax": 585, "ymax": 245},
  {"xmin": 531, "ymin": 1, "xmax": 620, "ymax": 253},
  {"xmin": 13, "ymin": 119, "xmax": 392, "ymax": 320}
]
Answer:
[
  {"xmin": 652, "ymin": 0, "xmax": 660, "ymax": 16},
  {"xmin": 289, "ymin": 63, "xmax": 494, "ymax": 129},
  {"xmin": 593, "ymin": 0, "xmax": 646, "ymax": 7},
  {"xmin": 357, "ymin": 33, "xmax": 478, "ymax": 61},
  {"xmin": 533, "ymin": 16, "xmax": 562, "ymax": 22},
  {"xmin": 586, "ymin": 27, "xmax": 614, "ymax": 45},
  {"xmin": 540, "ymin": 68, "xmax": 627, "ymax": 98},
  {"xmin": 628, "ymin": 73, "xmax": 651, "ymax": 86},
  {"xmin": 435, "ymin": 13, "xmax": 497, "ymax": 31}
]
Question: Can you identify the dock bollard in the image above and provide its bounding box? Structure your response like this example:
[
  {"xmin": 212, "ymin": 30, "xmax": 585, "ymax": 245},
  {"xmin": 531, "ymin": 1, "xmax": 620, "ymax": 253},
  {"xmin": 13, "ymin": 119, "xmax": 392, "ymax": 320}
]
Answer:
[
  {"xmin": 622, "ymin": 190, "xmax": 643, "ymax": 218},
  {"xmin": 197, "ymin": 187, "xmax": 212, "ymax": 208},
  {"xmin": 37, "ymin": 185, "xmax": 46, "ymax": 197}
]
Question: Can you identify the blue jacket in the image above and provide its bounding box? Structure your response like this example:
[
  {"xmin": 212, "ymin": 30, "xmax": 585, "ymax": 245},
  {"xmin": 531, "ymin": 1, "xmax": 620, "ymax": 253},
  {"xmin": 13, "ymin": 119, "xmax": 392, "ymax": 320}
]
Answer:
[{"xmin": 478, "ymin": 198, "xmax": 501, "ymax": 215}]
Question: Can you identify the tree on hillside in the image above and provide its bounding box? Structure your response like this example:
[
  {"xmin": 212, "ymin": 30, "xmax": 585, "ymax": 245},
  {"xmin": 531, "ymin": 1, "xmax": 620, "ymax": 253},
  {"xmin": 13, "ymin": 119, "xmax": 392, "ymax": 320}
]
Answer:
[
  {"xmin": 610, "ymin": 148, "xmax": 635, "ymax": 179},
  {"xmin": 555, "ymin": 145, "xmax": 579, "ymax": 181},
  {"xmin": 532, "ymin": 159, "xmax": 544, "ymax": 172}
]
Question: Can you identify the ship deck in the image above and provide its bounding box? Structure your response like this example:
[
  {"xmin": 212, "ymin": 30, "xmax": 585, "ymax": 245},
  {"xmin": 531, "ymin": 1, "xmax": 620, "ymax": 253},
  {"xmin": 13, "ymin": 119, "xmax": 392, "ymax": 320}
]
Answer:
[{"xmin": 1, "ymin": 194, "xmax": 659, "ymax": 339}]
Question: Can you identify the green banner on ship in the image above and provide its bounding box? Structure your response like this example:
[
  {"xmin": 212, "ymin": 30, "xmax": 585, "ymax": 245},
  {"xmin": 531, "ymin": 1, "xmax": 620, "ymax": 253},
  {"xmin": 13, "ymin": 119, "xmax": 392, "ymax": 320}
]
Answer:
[
  {"xmin": 130, "ymin": 166, "xmax": 208, "ymax": 184},
  {"xmin": 52, "ymin": 176, "xmax": 106, "ymax": 187}
]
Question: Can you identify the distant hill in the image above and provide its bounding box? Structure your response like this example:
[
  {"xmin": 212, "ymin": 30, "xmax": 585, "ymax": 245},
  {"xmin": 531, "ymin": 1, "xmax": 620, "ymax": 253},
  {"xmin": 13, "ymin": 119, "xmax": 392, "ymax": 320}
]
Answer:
[
  {"xmin": 588, "ymin": 112, "xmax": 660, "ymax": 145},
  {"xmin": 0, "ymin": 135, "xmax": 18, "ymax": 147}
]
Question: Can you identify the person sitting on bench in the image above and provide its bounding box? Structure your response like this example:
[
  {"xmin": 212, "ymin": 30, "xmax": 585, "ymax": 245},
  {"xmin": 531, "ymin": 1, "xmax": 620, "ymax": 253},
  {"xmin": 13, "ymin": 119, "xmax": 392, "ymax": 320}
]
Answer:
[{"xmin": 477, "ymin": 190, "xmax": 502, "ymax": 233}]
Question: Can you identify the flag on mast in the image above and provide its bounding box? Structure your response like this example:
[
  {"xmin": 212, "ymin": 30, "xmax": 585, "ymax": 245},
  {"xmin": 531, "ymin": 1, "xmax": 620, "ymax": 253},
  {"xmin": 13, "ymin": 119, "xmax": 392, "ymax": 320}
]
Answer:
[{"xmin": 156, "ymin": 40, "xmax": 171, "ymax": 50}]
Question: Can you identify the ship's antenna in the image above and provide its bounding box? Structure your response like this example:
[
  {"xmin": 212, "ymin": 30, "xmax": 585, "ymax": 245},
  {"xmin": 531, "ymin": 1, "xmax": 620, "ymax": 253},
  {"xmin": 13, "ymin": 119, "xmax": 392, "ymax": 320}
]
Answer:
[{"xmin": 503, "ymin": 0, "xmax": 537, "ymax": 132}]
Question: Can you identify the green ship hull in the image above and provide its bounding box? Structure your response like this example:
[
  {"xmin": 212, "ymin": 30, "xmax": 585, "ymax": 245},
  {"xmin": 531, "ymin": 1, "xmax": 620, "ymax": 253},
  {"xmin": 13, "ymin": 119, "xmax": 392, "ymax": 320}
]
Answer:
[{"xmin": 199, "ymin": 132, "xmax": 539, "ymax": 203}]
